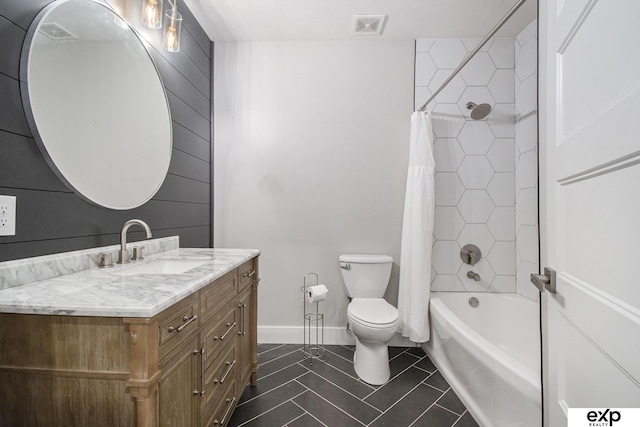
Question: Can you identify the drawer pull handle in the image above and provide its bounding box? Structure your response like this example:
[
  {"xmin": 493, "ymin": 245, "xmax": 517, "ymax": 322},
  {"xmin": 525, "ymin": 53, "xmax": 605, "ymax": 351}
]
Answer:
[
  {"xmin": 243, "ymin": 270, "xmax": 256, "ymax": 278},
  {"xmin": 238, "ymin": 303, "xmax": 246, "ymax": 336},
  {"xmin": 215, "ymin": 321, "xmax": 236, "ymax": 341},
  {"xmin": 214, "ymin": 396, "xmax": 236, "ymax": 425},
  {"xmin": 168, "ymin": 314, "xmax": 198, "ymax": 333},
  {"xmin": 178, "ymin": 314, "xmax": 198, "ymax": 332},
  {"xmin": 192, "ymin": 349, "xmax": 200, "ymax": 396},
  {"xmin": 214, "ymin": 359, "xmax": 236, "ymax": 384},
  {"xmin": 200, "ymin": 348, "xmax": 206, "ymax": 397}
]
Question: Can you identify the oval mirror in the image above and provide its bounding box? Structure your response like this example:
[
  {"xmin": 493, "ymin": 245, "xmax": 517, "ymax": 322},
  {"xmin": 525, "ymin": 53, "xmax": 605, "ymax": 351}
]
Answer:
[{"xmin": 21, "ymin": 0, "xmax": 172, "ymax": 210}]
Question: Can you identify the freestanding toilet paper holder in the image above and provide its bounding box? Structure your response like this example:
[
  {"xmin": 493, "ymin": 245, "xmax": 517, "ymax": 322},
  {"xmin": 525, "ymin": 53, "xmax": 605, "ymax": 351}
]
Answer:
[{"xmin": 301, "ymin": 272, "xmax": 325, "ymax": 364}]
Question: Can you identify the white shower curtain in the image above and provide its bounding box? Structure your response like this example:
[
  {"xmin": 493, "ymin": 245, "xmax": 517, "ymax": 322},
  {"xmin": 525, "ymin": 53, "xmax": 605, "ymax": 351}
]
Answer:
[{"xmin": 398, "ymin": 111, "xmax": 435, "ymax": 343}]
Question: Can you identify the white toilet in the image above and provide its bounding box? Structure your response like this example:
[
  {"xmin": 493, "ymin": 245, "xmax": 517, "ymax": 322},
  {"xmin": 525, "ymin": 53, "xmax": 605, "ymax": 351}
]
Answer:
[{"xmin": 339, "ymin": 254, "xmax": 400, "ymax": 385}]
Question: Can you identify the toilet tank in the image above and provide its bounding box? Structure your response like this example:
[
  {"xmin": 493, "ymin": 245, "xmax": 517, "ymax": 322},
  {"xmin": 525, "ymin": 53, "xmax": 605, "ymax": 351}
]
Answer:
[{"xmin": 339, "ymin": 254, "xmax": 393, "ymax": 298}]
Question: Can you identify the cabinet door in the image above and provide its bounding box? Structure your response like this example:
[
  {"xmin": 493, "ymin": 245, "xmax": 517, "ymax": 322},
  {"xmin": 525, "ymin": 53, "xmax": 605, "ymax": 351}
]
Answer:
[
  {"xmin": 237, "ymin": 258, "xmax": 259, "ymax": 390},
  {"xmin": 237, "ymin": 287, "xmax": 252, "ymax": 388},
  {"xmin": 158, "ymin": 336, "xmax": 200, "ymax": 427}
]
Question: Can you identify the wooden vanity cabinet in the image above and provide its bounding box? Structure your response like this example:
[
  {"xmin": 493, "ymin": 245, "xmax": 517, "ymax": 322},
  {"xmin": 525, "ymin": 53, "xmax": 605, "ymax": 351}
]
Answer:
[
  {"xmin": 0, "ymin": 315, "xmax": 136, "ymax": 427},
  {"xmin": 130, "ymin": 259, "xmax": 259, "ymax": 427},
  {"xmin": 201, "ymin": 258, "xmax": 258, "ymax": 426},
  {"xmin": 157, "ymin": 335, "xmax": 200, "ymax": 427},
  {"xmin": 237, "ymin": 258, "xmax": 259, "ymax": 388},
  {"xmin": 0, "ymin": 256, "xmax": 259, "ymax": 427},
  {"xmin": 199, "ymin": 270, "xmax": 240, "ymax": 425}
]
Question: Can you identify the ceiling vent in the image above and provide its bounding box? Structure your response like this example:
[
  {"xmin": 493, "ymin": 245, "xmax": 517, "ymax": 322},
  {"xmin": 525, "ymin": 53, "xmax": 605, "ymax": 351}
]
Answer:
[
  {"xmin": 38, "ymin": 22, "xmax": 77, "ymax": 41},
  {"xmin": 352, "ymin": 15, "xmax": 387, "ymax": 36}
]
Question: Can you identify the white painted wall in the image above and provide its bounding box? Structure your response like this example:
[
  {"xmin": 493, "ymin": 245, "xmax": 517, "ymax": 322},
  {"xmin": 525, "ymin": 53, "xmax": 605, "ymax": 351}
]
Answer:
[{"xmin": 214, "ymin": 40, "xmax": 415, "ymax": 344}]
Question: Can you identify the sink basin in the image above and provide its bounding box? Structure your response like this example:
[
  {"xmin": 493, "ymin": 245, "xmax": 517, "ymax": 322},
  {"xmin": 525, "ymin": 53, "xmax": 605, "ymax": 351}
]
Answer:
[{"xmin": 113, "ymin": 259, "xmax": 210, "ymax": 276}]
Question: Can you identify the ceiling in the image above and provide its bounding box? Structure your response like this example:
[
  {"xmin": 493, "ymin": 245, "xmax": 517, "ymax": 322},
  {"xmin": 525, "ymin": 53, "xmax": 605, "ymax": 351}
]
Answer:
[{"xmin": 184, "ymin": 0, "xmax": 538, "ymax": 42}]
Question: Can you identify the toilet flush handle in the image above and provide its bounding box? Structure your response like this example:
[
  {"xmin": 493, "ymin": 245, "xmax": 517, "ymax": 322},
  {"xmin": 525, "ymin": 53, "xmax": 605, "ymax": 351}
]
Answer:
[{"xmin": 340, "ymin": 263, "xmax": 351, "ymax": 270}]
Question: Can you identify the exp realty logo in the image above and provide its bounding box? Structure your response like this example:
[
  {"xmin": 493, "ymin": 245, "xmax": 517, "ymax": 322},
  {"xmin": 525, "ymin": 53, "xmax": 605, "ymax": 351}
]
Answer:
[
  {"xmin": 586, "ymin": 409, "xmax": 620, "ymax": 426},
  {"xmin": 568, "ymin": 408, "xmax": 640, "ymax": 427}
]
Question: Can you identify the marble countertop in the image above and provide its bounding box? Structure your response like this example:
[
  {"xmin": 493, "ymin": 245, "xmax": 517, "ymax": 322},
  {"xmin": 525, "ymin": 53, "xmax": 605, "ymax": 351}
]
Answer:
[{"xmin": 0, "ymin": 247, "xmax": 259, "ymax": 318}]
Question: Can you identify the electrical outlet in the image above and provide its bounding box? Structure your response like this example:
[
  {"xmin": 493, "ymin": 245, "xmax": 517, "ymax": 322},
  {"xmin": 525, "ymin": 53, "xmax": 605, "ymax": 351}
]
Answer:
[{"xmin": 0, "ymin": 195, "xmax": 16, "ymax": 236}]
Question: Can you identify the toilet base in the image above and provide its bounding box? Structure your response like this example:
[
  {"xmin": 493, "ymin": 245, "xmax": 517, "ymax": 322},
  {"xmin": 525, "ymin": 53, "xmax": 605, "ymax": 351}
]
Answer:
[{"xmin": 353, "ymin": 337, "xmax": 390, "ymax": 385}]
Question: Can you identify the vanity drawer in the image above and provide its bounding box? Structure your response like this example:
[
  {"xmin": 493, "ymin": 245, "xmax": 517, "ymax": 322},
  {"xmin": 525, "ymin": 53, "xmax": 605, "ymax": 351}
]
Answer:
[
  {"xmin": 238, "ymin": 260, "xmax": 257, "ymax": 293},
  {"xmin": 200, "ymin": 269, "xmax": 238, "ymax": 322},
  {"xmin": 201, "ymin": 306, "xmax": 239, "ymax": 365},
  {"xmin": 157, "ymin": 293, "xmax": 199, "ymax": 359},
  {"xmin": 203, "ymin": 339, "xmax": 237, "ymax": 415},
  {"xmin": 203, "ymin": 378, "xmax": 236, "ymax": 427}
]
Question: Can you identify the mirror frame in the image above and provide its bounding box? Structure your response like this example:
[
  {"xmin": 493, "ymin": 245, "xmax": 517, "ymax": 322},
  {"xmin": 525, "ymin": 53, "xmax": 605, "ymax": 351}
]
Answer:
[{"xmin": 20, "ymin": 0, "xmax": 173, "ymax": 210}]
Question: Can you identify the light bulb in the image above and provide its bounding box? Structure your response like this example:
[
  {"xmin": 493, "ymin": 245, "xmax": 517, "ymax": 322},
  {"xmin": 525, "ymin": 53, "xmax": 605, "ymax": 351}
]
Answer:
[
  {"xmin": 162, "ymin": 9, "xmax": 182, "ymax": 52},
  {"xmin": 141, "ymin": 0, "xmax": 162, "ymax": 29},
  {"xmin": 163, "ymin": 26, "xmax": 178, "ymax": 52}
]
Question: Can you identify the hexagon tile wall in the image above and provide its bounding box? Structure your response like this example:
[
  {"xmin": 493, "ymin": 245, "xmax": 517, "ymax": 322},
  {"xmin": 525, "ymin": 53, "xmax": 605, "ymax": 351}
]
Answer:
[
  {"xmin": 414, "ymin": 20, "xmax": 539, "ymax": 300},
  {"xmin": 514, "ymin": 20, "xmax": 540, "ymax": 301}
]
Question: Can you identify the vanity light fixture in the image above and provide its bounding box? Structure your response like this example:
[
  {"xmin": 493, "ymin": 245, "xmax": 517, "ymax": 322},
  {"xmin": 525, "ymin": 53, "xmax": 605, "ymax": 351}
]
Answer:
[
  {"xmin": 162, "ymin": 0, "xmax": 182, "ymax": 52},
  {"xmin": 141, "ymin": 0, "xmax": 162, "ymax": 29}
]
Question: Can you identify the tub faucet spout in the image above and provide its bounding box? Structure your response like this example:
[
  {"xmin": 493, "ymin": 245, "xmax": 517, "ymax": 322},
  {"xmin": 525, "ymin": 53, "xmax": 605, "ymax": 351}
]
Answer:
[
  {"xmin": 117, "ymin": 219, "xmax": 152, "ymax": 264},
  {"xmin": 467, "ymin": 271, "xmax": 481, "ymax": 281}
]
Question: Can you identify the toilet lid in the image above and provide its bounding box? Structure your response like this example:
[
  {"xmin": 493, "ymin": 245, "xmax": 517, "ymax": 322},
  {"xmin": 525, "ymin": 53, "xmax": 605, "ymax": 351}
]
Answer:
[
  {"xmin": 339, "ymin": 254, "xmax": 393, "ymax": 264},
  {"xmin": 348, "ymin": 298, "xmax": 399, "ymax": 326}
]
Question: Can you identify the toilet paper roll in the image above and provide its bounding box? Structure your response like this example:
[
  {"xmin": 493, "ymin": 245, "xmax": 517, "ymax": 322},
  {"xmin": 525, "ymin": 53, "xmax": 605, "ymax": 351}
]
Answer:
[{"xmin": 307, "ymin": 284, "xmax": 328, "ymax": 303}]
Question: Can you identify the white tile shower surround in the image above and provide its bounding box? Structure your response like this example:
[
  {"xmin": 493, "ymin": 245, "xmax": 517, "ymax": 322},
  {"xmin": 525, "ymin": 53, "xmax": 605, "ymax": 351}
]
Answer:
[
  {"xmin": 514, "ymin": 20, "xmax": 539, "ymax": 301},
  {"xmin": 415, "ymin": 24, "xmax": 538, "ymax": 297}
]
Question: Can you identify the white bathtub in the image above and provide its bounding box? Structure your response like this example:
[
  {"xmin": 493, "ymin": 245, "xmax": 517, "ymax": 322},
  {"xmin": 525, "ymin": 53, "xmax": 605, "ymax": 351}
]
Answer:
[{"xmin": 423, "ymin": 292, "xmax": 541, "ymax": 427}]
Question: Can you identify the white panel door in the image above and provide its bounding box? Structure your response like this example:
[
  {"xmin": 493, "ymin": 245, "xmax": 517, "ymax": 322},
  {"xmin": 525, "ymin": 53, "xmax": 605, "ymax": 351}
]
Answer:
[{"xmin": 539, "ymin": 0, "xmax": 640, "ymax": 426}]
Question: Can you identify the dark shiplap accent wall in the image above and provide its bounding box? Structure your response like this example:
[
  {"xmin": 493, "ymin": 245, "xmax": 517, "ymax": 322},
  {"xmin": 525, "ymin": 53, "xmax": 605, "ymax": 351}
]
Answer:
[{"xmin": 0, "ymin": 0, "xmax": 212, "ymax": 262}]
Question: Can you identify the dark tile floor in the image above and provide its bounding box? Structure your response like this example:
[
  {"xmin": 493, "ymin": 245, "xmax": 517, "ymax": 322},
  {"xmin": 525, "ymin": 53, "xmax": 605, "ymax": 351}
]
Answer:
[{"xmin": 229, "ymin": 344, "xmax": 479, "ymax": 427}]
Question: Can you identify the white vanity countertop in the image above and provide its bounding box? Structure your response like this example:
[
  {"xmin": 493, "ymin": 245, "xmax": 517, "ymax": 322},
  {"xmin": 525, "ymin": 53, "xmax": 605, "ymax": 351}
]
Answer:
[{"xmin": 0, "ymin": 248, "xmax": 259, "ymax": 318}]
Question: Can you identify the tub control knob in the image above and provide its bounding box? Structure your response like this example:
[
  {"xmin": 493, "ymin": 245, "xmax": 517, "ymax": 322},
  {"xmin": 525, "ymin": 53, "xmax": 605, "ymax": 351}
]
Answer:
[{"xmin": 460, "ymin": 244, "xmax": 481, "ymax": 266}]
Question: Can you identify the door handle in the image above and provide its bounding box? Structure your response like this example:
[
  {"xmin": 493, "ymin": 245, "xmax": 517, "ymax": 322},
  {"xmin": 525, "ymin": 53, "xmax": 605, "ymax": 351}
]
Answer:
[{"xmin": 530, "ymin": 267, "xmax": 556, "ymax": 293}]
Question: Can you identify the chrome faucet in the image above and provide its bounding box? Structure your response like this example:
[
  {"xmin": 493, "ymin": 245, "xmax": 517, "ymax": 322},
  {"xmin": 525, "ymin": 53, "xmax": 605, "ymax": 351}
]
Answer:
[
  {"xmin": 467, "ymin": 271, "xmax": 481, "ymax": 281},
  {"xmin": 117, "ymin": 219, "xmax": 152, "ymax": 264}
]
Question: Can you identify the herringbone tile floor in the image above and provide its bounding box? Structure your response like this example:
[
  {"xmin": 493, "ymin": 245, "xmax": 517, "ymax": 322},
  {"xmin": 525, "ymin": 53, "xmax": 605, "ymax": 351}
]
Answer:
[{"xmin": 229, "ymin": 344, "xmax": 478, "ymax": 427}]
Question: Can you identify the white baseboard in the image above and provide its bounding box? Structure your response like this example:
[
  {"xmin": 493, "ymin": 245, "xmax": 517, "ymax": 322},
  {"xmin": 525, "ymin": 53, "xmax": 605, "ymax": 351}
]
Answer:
[{"xmin": 257, "ymin": 326, "xmax": 417, "ymax": 347}]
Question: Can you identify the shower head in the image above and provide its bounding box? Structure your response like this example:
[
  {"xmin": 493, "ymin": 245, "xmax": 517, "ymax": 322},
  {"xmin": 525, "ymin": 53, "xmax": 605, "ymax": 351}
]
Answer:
[{"xmin": 466, "ymin": 102, "xmax": 492, "ymax": 120}]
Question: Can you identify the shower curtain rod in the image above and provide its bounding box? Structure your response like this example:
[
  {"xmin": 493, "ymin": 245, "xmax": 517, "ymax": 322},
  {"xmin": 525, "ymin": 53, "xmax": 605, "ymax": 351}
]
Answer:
[{"xmin": 417, "ymin": 0, "xmax": 529, "ymax": 112}]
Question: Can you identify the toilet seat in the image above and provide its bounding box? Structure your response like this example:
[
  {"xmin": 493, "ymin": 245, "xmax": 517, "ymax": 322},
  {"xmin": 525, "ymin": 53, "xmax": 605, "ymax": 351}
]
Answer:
[{"xmin": 348, "ymin": 298, "xmax": 399, "ymax": 329}]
